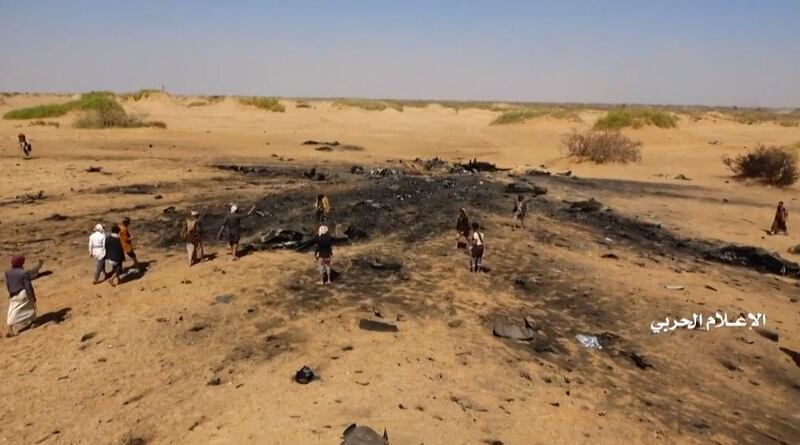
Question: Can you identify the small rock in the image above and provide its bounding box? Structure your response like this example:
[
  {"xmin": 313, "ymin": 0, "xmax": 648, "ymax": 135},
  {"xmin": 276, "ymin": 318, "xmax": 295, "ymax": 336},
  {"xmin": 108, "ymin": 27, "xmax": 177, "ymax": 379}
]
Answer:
[
  {"xmin": 80, "ymin": 332, "xmax": 96, "ymax": 342},
  {"xmin": 753, "ymin": 327, "xmax": 779, "ymax": 342},
  {"xmin": 358, "ymin": 319, "xmax": 399, "ymax": 332},
  {"xmin": 207, "ymin": 375, "xmax": 221, "ymax": 386},
  {"xmin": 215, "ymin": 294, "xmax": 235, "ymax": 304},
  {"xmin": 189, "ymin": 323, "xmax": 208, "ymax": 332}
]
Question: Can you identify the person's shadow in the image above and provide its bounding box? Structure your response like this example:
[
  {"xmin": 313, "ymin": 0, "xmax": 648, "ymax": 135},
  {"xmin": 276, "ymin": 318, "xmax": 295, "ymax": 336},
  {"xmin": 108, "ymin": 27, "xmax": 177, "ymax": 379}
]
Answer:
[
  {"xmin": 120, "ymin": 260, "xmax": 156, "ymax": 283},
  {"xmin": 34, "ymin": 307, "xmax": 71, "ymax": 328}
]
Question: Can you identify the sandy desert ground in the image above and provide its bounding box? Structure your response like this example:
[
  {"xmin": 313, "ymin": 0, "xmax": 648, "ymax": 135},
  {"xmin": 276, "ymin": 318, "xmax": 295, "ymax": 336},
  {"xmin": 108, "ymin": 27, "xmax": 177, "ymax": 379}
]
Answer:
[{"xmin": 0, "ymin": 93, "xmax": 799, "ymax": 445}]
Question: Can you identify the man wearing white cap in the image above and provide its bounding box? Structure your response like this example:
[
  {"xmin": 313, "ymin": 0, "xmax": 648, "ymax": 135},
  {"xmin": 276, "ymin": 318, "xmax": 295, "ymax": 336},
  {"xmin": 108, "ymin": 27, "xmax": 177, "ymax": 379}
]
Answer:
[
  {"xmin": 88, "ymin": 224, "xmax": 106, "ymax": 283},
  {"xmin": 218, "ymin": 204, "xmax": 256, "ymax": 260}
]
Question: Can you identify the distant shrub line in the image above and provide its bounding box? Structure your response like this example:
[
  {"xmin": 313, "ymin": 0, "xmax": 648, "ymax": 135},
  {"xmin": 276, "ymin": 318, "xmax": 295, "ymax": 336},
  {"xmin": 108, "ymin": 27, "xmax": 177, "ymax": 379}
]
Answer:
[
  {"xmin": 239, "ymin": 97, "xmax": 285, "ymax": 112},
  {"xmin": 594, "ymin": 108, "xmax": 678, "ymax": 130}
]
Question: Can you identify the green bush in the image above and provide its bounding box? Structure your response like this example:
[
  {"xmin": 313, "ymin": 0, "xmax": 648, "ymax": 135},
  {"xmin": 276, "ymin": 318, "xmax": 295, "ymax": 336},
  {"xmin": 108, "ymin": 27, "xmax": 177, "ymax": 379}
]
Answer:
[
  {"xmin": 594, "ymin": 108, "xmax": 678, "ymax": 130},
  {"xmin": 239, "ymin": 97, "xmax": 285, "ymax": 112},
  {"xmin": 723, "ymin": 145, "xmax": 798, "ymax": 186},
  {"xmin": 491, "ymin": 109, "xmax": 539, "ymax": 125},
  {"xmin": 4, "ymin": 91, "xmax": 120, "ymax": 120}
]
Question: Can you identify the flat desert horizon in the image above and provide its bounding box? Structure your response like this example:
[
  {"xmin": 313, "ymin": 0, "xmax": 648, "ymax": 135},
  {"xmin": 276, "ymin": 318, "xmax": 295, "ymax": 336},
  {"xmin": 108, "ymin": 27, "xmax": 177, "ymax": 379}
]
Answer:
[{"xmin": 1, "ymin": 91, "xmax": 799, "ymax": 445}]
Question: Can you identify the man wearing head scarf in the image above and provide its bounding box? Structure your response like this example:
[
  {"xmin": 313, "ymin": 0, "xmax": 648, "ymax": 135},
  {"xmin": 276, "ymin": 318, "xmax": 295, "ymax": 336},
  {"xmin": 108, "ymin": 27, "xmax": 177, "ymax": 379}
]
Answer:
[
  {"xmin": 456, "ymin": 208, "xmax": 471, "ymax": 248},
  {"xmin": 314, "ymin": 194, "xmax": 332, "ymax": 223},
  {"xmin": 89, "ymin": 224, "xmax": 106, "ymax": 284},
  {"xmin": 315, "ymin": 225, "xmax": 334, "ymax": 285},
  {"xmin": 118, "ymin": 217, "xmax": 139, "ymax": 266},
  {"xmin": 5, "ymin": 255, "xmax": 37, "ymax": 337},
  {"xmin": 182, "ymin": 210, "xmax": 204, "ymax": 266},
  {"xmin": 770, "ymin": 201, "xmax": 789, "ymax": 235},
  {"xmin": 218, "ymin": 204, "xmax": 256, "ymax": 261}
]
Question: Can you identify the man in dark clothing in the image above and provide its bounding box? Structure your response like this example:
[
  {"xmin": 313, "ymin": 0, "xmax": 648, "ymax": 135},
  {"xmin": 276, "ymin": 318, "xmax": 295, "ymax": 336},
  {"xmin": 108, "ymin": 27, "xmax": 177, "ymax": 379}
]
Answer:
[
  {"xmin": 5, "ymin": 255, "xmax": 37, "ymax": 336},
  {"xmin": 104, "ymin": 226, "xmax": 126, "ymax": 286},
  {"xmin": 218, "ymin": 204, "xmax": 256, "ymax": 260},
  {"xmin": 18, "ymin": 133, "xmax": 32, "ymax": 158},
  {"xmin": 456, "ymin": 208, "xmax": 471, "ymax": 248},
  {"xmin": 770, "ymin": 201, "xmax": 789, "ymax": 235},
  {"xmin": 315, "ymin": 225, "xmax": 334, "ymax": 285}
]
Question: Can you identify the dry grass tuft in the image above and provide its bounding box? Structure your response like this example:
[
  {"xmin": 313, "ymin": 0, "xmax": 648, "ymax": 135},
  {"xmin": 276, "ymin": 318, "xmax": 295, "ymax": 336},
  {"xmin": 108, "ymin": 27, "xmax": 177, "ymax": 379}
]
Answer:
[{"xmin": 562, "ymin": 130, "xmax": 642, "ymax": 164}]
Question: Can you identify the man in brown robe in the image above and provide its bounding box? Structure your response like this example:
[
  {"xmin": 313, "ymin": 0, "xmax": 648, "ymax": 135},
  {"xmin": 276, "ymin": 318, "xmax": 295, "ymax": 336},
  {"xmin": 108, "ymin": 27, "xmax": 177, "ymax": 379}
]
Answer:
[{"xmin": 770, "ymin": 201, "xmax": 788, "ymax": 235}]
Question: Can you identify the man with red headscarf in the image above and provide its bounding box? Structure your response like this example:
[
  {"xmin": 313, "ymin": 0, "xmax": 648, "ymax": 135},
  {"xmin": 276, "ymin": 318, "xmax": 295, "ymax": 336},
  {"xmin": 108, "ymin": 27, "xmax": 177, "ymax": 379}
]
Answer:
[{"xmin": 5, "ymin": 255, "xmax": 37, "ymax": 337}]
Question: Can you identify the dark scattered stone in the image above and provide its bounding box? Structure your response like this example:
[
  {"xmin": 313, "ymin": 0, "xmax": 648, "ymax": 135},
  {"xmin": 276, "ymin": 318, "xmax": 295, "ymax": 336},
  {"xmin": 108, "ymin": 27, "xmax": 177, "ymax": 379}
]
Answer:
[
  {"xmin": 80, "ymin": 332, "xmax": 96, "ymax": 342},
  {"xmin": 189, "ymin": 323, "xmax": 208, "ymax": 332},
  {"xmin": 294, "ymin": 366, "xmax": 316, "ymax": 384},
  {"xmin": 567, "ymin": 198, "xmax": 603, "ymax": 213},
  {"xmin": 600, "ymin": 253, "xmax": 619, "ymax": 259},
  {"xmin": 359, "ymin": 319, "xmax": 399, "ymax": 332},
  {"xmin": 447, "ymin": 319, "xmax": 463, "ymax": 328},
  {"xmin": 215, "ymin": 294, "xmax": 235, "ymax": 304},
  {"xmin": 45, "ymin": 213, "xmax": 68, "ymax": 221},
  {"xmin": 779, "ymin": 347, "xmax": 800, "ymax": 368},
  {"xmin": 85, "ymin": 166, "xmax": 103, "ymax": 173},
  {"xmin": 674, "ymin": 174, "xmax": 691, "ymax": 181},
  {"xmin": 506, "ymin": 182, "xmax": 547, "ymax": 195},
  {"xmin": 207, "ymin": 376, "xmax": 221, "ymax": 386},
  {"xmin": 753, "ymin": 327, "xmax": 779, "ymax": 342},
  {"xmin": 163, "ymin": 206, "xmax": 176, "ymax": 214},
  {"xmin": 625, "ymin": 351, "xmax": 653, "ymax": 370}
]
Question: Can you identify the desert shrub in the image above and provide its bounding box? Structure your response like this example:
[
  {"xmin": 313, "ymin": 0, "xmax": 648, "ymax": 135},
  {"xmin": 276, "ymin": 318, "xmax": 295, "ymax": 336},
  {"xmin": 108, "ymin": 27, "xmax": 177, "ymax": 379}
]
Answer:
[
  {"xmin": 147, "ymin": 120, "xmax": 167, "ymax": 129},
  {"xmin": 206, "ymin": 95, "xmax": 225, "ymax": 103},
  {"xmin": 121, "ymin": 89, "xmax": 162, "ymax": 101},
  {"xmin": 778, "ymin": 121, "xmax": 799, "ymax": 127},
  {"xmin": 295, "ymin": 101, "xmax": 312, "ymax": 109},
  {"xmin": 562, "ymin": 130, "xmax": 642, "ymax": 164},
  {"xmin": 239, "ymin": 97, "xmax": 285, "ymax": 112},
  {"xmin": 491, "ymin": 109, "xmax": 538, "ymax": 125},
  {"xmin": 332, "ymin": 99, "xmax": 403, "ymax": 112},
  {"xmin": 30, "ymin": 120, "xmax": 60, "ymax": 128},
  {"xmin": 594, "ymin": 108, "xmax": 678, "ymax": 130},
  {"xmin": 187, "ymin": 101, "xmax": 208, "ymax": 107},
  {"xmin": 722, "ymin": 145, "xmax": 798, "ymax": 186},
  {"xmin": 491, "ymin": 107, "xmax": 581, "ymax": 125}
]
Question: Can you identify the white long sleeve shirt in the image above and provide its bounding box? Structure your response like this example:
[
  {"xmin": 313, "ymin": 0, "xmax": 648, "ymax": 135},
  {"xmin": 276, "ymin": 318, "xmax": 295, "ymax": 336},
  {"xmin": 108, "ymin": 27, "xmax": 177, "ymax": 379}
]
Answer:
[{"xmin": 89, "ymin": 231, "xmax": 106, "ymax": 260}]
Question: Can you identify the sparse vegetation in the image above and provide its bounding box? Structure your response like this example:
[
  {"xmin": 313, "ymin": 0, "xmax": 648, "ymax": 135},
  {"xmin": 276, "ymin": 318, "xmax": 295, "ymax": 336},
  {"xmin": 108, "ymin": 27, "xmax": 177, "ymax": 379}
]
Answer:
[
  {"xmin": 723, "ymin": 145, "xmax": 798, "ymax": 186},
  {"xmin": 562, "ymin": 130, "xmax": 642, "ymax": 164},
  {"xmin": 3, "ymin": 91, "xmax": 120, "ymax": 120},
  {"xmin": 491, "ymin": 109, "xmax": 538, "ymax": 125},
  {"xmin": 295, "ymin": 101, "xmax": 312, "ymax": 109},
  {"xmin": 30, "ymin": 120, "xmax": 60, "ymax": 128},
  {"xmin": 206, "ymin": 95, "xmax": 225, "ymax": 103},
  {"xmin": 727, "ymin": 108, "xmax": 800, "ymax": 126},
  {"xmin": 332, "ymin": 99, "xmax": 403, "ymax": 112},
  {"xmin": 121, "ymin": 89, "xmax": 162, "ymax": 101},
  {"xmin": 490, "ymin": 107, "xmax": 581, "ymax": 125},
  {"xmin": 239, "ymin": 97, "xmax": 285, "ymax": 112},
  {"xmin": 187, "ymin": 101, "xmax": 208, "ymax": 107},
  {"xmin": 594, "ymin": 108, "xmax": 678, "ymax": 130}
]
